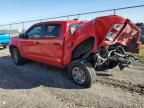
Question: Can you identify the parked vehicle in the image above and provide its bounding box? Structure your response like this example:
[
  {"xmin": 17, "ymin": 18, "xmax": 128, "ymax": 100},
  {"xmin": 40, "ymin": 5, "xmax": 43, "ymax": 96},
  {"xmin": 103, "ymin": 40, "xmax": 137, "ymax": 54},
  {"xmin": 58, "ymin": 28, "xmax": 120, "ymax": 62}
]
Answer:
[
  {"xmin": 0, "ymin": 33, "xmax": 10, "ymax": 48},
  {"xmin": 136, "ymin": 23, "xmax": 144, "ymax": 44},
  {"xmin": 9, "ymin": 15, "xmax": 141, "ymax": 88}
]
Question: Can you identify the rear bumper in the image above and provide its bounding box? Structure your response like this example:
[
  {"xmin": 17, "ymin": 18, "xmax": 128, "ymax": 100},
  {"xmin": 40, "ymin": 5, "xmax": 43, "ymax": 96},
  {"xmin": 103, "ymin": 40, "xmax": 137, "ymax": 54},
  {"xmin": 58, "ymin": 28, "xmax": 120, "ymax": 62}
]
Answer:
[
  {"xmin": 119, "ymin": 20, "xmax": 142, "ymax": 53},
  {"xmin": 101, "ymin": 19, "xmax": 142, "ymax": 54}
]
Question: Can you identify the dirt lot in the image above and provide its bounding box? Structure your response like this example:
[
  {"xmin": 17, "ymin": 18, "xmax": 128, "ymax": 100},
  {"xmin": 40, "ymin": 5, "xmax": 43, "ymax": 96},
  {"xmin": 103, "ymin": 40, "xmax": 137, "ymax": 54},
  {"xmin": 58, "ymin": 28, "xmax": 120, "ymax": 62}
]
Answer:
[{"xmin": 0, "ymin": 48, "xmax": 144, "ymax": 108}]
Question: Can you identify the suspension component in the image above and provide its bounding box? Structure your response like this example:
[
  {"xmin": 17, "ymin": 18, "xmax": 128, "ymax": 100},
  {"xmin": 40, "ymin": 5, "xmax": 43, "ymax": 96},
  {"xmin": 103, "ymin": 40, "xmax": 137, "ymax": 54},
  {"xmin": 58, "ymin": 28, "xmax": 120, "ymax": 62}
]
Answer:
[{"xmin": 93, "ymin": 45, "xmax": 136, "ymax": 71}]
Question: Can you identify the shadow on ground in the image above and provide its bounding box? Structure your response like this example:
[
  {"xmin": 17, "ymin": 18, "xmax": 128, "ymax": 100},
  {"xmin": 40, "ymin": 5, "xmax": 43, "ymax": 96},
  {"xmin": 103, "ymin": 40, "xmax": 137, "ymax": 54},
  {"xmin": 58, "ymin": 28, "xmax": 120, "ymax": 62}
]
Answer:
[
  {"xmin": 0, "ymin": 55, "xmax": 111, "ymax": 90},
  {"xmin": 0, "ymin": 56, "xmax": 83, "ymax": 90}
]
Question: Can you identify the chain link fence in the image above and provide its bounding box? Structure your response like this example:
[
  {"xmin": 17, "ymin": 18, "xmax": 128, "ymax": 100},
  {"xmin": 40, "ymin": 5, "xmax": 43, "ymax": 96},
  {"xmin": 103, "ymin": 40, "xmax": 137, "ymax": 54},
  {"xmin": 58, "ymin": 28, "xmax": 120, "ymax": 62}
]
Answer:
[{"xmin": 0, "ymin": 5, "xmax": 144, "ymax": 42}]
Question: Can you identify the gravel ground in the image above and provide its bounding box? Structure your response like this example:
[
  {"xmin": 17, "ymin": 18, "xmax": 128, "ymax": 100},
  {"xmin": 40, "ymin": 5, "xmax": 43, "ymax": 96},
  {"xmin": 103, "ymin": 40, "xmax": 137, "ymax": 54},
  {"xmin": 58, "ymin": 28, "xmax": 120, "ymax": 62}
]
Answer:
[{"xmin": 0, "ymin": 48, "xmax": 144, "ymax": 108}]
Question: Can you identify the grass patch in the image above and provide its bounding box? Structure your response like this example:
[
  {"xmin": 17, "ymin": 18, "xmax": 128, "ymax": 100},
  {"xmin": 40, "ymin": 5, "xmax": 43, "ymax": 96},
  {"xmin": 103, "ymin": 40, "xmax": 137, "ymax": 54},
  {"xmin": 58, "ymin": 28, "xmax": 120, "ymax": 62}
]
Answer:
[
  {"xmin": 134, "ymin": 45, "xmax": 144, "ymax": 59},
  {"xmin": 139, "ymin": 45, "xmax": 144, "ymax": 58}
]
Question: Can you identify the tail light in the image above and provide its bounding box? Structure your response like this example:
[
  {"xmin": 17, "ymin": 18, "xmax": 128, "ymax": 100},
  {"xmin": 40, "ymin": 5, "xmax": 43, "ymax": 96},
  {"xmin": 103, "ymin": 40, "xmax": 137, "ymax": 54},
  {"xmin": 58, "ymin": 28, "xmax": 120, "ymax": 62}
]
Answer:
[
  {"xmin": 106, "ymin": 23, "xmax": 124, "ymax": 41},
  {"xmin": 106, "ymin": 32, "xmax": 117, "ymax": 41},
  {"xmin": 113, "ymin": 23, "xmax": 124, "ymax": 31}
]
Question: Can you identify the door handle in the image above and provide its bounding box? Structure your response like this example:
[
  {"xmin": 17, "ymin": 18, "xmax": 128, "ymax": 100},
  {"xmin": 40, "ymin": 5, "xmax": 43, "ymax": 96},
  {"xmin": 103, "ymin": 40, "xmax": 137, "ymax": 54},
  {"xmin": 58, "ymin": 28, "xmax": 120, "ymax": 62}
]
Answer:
[
  {"xmin": 53, "ymin": 43, "xmax": 61, "ymax": 46},
  {"xmin": 34, "ymin": 41, "xmax": 40, "ymax": 44}
]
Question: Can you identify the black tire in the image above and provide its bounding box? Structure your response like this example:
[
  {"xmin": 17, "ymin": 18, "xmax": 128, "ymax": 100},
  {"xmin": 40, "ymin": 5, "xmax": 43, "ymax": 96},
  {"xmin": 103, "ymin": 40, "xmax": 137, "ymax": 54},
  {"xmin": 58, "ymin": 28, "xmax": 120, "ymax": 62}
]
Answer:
[
  {"xmin": 11, "ymin": 47, "xmax": 25, "ymax": 65},
  {"xmin": 108, "ymin": 60, "xmax": 118, "ymax": 69},
  {"xmin": 3, "ymin": 46, "xmax": 6, "ymax": 49},
  {"xmin": 68, "ymin": 60, "xmax": 96, "ymax": 88}
]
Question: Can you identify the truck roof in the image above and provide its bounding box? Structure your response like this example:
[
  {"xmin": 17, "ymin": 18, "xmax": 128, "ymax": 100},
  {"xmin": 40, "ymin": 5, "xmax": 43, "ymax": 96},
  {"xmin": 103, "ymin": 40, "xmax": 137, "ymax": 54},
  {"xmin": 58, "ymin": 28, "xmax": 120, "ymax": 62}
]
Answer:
[{"xmin": 33, "ymin": 20, "xmax": 88, "ymax": 26}]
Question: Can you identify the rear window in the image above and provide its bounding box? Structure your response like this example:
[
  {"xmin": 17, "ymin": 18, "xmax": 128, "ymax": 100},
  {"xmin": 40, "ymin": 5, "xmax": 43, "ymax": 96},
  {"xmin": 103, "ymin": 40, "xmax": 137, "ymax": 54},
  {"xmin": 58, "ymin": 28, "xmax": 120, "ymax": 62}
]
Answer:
[
  {"xmin": 69, "ymin": 23, "xmax": 84, "ymax": 29},
  {"xmin": 45, "ymin": 24, "xmax": 61, "ymax": 38},
  {"xmin": 69, "ymin": 23, "xmax": 84, "ymax": 34}
]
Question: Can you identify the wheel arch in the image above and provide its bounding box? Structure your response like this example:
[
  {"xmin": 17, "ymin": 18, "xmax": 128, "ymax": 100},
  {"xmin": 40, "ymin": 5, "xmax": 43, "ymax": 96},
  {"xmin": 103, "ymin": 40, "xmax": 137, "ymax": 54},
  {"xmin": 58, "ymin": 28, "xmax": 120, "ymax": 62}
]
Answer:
[
  {"xmin": 72, "ymin": 37, "xmax": 95, "ymax": 60},
  {"xmin": 9, "ymin": 45, "xmax": 20, "ymax": 57}
]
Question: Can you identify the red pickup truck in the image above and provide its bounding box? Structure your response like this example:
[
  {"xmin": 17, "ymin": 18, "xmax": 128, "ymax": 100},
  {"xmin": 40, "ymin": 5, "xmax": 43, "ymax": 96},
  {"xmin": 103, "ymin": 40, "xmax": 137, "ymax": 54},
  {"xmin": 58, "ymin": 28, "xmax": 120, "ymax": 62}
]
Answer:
[{"xmin": 9, "ymin": 15, "xmax": 141, "ymax": 88}]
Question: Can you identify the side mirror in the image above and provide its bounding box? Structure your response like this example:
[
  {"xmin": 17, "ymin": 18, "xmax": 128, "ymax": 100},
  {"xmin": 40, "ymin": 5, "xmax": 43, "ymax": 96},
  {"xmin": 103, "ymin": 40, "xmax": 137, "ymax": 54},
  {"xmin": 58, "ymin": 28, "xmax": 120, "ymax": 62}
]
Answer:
[
  {"xmin": 70, "ymin": 27, "xmax": 76, "ymax": 34},
  {"xmin": 19, "ymin": 33, "xmax": 25, "ymax": 38}
]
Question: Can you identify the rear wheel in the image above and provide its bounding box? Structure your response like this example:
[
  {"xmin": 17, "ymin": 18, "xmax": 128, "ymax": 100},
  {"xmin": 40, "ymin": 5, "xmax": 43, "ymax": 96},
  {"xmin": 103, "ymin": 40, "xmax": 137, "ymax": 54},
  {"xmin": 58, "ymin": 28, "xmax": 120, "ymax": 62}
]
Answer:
[
  {"xmin": 11, "ymin": 47, "xmax": 25, "ymax": 65},
  {"xmin": 3, "ymin": 46, "xmax": 6, "ymax": 49},
  {"xmin": 68, "ymin": 60, "xmax": 96, "ymax": 88}
]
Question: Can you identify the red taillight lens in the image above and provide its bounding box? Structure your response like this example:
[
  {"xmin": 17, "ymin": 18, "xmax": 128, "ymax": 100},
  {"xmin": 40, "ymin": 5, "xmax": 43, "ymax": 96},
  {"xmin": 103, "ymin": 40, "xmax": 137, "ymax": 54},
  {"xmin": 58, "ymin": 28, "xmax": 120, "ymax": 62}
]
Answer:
[{"xmin": 106, "ymin": 23, "xmax": 124, "ymax": 41}]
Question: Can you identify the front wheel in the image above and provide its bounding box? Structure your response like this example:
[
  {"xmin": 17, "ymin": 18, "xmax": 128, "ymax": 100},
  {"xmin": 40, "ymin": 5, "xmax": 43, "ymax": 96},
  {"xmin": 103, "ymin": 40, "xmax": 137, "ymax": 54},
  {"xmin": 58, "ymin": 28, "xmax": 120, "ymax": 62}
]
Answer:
[
  {"xmin": 68, "ymin": 60, "xmax": 96, "ymax": 88},
  {"xmin": 11, "ymin": 47, "xmax": 25, "ymax": 65}
]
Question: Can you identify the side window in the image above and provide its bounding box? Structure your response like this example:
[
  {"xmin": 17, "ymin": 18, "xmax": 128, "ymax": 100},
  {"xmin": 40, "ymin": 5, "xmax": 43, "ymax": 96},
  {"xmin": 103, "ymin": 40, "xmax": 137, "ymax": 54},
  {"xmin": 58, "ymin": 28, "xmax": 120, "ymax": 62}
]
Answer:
[
  {"xmin": 45, "ymin": 24, "xmax": 61, "ymax": 38},
  {"xmin": 27, "ymin": 26, "xmax": 42, "ymax": 38}
]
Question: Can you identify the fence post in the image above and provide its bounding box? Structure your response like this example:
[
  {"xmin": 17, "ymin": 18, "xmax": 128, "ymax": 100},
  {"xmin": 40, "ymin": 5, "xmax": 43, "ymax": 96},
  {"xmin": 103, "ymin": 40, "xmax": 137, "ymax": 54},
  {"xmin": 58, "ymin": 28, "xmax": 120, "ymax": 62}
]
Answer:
[
  {"xmin": 67, "ymin": 16, "xmax": 69, "ymax": 20},
  {"xmin": 9, "ymin": 24, "xmax": 11, "ymax": 35},
  {"xmin": 22, "ymin": 22, "xmax": 25, "ymax": 33},
  {"xmin": 77, "ymin": 14, "xmax": 80, "ymax": 20},
  {"xmin": 114, "ymin": 9, "xmax": 116, "ymax": 15}
]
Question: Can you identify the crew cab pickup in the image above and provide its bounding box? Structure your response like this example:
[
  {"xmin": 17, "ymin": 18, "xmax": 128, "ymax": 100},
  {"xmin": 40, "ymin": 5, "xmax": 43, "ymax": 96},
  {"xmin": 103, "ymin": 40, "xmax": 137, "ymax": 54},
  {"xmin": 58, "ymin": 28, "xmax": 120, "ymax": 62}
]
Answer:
[
  {"xmin": 9, "ymin": 15, "xmax": 141, "ymax": 88},
  {"xmin": 0, "ymin": 33, "xmax": 10, "ymax": 48}
]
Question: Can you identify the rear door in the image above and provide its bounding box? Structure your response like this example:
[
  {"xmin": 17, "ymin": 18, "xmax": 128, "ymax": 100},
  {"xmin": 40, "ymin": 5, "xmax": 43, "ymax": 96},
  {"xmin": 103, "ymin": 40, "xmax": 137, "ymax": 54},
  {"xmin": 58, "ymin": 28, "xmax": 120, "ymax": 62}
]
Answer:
[
  {"xmin": 40, "ymin": 23, "xmax": 64, "ymax": 66},
  {"xmin": 20, "ymin": 25, "xmax": 44, "ymax": 61}
]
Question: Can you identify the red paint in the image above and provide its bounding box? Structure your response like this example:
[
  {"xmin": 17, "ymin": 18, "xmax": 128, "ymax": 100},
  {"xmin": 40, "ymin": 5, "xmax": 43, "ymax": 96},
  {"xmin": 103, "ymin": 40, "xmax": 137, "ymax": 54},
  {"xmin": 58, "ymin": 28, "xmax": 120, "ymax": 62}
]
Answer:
[{"xmin": 9, "ymin": 15, "xmax": 142, "ymax": 68}]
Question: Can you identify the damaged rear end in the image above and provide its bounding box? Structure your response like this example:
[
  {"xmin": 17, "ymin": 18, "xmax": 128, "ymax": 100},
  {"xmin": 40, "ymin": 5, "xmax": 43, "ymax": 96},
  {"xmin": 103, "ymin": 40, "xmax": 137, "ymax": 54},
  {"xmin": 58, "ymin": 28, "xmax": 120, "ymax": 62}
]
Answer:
[{"xmin": 91, "ymin": 15, "xmax": 142, "ymax": 71}]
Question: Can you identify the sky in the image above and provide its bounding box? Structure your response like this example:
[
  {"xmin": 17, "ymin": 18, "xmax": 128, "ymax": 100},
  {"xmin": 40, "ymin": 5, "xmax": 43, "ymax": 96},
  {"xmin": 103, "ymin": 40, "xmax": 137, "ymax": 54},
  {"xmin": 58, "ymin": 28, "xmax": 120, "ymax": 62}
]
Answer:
[{"xmin": 0, "ymin": 0, "xmax": 144, "ymax": 25}]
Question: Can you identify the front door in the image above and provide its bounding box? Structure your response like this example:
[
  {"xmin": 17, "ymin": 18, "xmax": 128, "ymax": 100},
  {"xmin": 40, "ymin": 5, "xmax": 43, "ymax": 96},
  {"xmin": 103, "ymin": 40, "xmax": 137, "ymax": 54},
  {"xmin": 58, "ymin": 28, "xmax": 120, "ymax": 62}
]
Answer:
[{"xmin": 21, "ymin": 25, "xmax": 44, "ymax": 61}]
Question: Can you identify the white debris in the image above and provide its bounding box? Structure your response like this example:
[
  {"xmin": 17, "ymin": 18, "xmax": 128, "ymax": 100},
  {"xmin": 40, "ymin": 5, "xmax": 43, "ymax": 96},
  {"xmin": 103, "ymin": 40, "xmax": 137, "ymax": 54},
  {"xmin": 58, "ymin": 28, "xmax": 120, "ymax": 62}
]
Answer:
[{"xmin": 2, "ymin": 101, "xmax": 6, "ymax": 105}]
